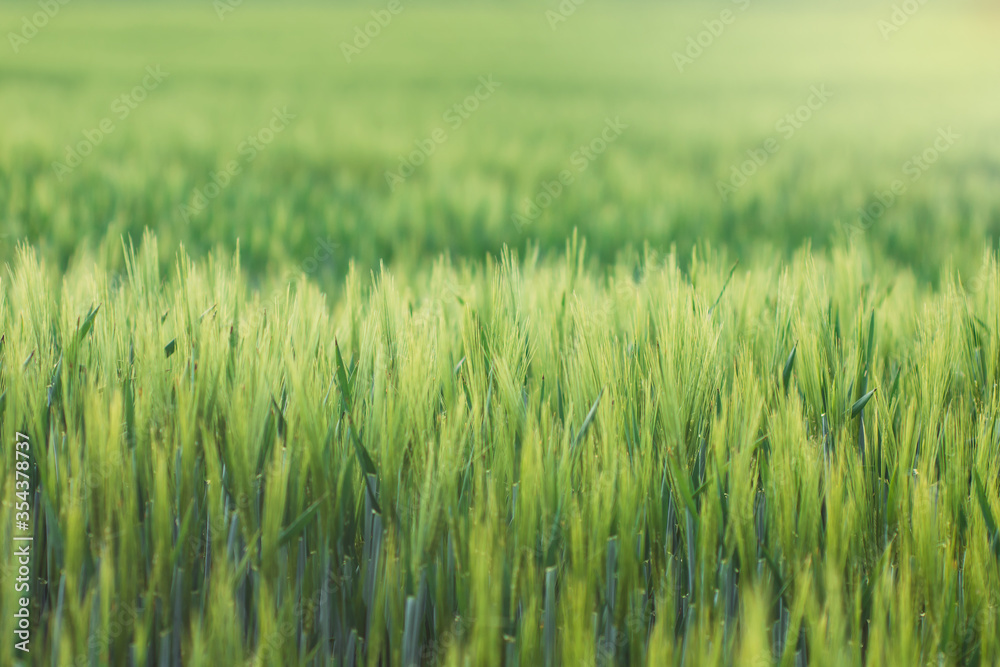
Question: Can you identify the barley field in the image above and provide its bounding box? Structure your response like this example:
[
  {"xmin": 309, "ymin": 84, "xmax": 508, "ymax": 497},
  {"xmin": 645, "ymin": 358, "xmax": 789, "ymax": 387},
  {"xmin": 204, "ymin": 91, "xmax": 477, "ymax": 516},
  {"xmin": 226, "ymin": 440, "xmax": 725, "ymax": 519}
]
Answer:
[{"xmin": 1, "ymin": 2, "xmax": 1000, "ymax": 666}]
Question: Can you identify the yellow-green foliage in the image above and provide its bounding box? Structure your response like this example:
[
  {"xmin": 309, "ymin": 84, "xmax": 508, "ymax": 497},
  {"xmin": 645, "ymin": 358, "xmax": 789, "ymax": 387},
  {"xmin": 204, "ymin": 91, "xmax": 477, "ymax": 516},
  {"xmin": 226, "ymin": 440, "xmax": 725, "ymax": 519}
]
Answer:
[
  {"xmin": 1, "ymin": 3, "xmax": 998, "ymax": 281},
  {"xmin": 3, "ymin": 2, "xmax": 1000, "ymax": 664},
  {"xmin": 1, "ymin": 236, "xmax": 999, "ymax": 665}
]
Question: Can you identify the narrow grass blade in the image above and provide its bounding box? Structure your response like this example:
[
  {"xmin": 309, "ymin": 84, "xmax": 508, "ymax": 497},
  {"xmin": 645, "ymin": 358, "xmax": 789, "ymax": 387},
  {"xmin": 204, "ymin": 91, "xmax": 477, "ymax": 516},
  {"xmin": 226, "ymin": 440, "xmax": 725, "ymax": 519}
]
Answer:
[
  {"xmin": 974, "ymin": 471, "xmax": 1000, "ymax": 560},
  {"xmin": 707, "ymin": 261, "xmax": 739, "ymax": 316},
  {"xmin": 278, "ymin": 496, "xmax": 325, "ymax": 547},
  {"xmin": 782, "ymin": 343, "xmax": 797, "ymax": 394},
  {"xmin": 851, "ymin": 389, "xmax": 876, "ymax": 418},
  {"xmin": 571, "ymin": 387, "xmax": 604, "ymax": 457}
]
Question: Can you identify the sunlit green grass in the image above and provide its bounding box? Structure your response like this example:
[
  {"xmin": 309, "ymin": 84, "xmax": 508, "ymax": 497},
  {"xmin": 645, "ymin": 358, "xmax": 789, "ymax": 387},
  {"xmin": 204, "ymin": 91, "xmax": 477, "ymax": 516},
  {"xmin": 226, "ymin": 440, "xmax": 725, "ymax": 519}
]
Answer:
[
  {"xmin": 1, "ymin": 235, "xmax": 1000, "ymax": 665},
  {"xmin": 3, "ymin": 2, "xmax": 1000, "ymax": 665}
]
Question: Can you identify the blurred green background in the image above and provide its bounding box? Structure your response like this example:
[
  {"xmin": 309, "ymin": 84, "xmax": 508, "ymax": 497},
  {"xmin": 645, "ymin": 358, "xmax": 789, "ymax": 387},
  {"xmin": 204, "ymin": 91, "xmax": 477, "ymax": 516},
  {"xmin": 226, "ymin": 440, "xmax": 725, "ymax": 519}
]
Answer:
[{"xmin": 2, "ymin": 0, "xmax": 999, "ymax": 284}]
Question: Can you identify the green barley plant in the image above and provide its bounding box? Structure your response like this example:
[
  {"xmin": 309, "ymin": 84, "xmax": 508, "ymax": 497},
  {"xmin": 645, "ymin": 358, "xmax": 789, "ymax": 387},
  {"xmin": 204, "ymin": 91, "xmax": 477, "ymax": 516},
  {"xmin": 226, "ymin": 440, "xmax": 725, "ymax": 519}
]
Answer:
[
  {"xmin": 3, "ymin": 2, "xmax": 1000, "ymax": 665},
  {"xmin": 1, "ymin": 234, "xmax": 999, "ymax": 665}
]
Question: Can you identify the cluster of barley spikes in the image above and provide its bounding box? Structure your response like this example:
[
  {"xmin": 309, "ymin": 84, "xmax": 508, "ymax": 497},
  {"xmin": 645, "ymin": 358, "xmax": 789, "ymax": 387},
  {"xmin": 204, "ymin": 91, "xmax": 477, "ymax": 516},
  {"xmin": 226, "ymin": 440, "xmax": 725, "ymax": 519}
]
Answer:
[{"xmin": 1, "ymin": 232, "xmax": 999, "ymax": 666}]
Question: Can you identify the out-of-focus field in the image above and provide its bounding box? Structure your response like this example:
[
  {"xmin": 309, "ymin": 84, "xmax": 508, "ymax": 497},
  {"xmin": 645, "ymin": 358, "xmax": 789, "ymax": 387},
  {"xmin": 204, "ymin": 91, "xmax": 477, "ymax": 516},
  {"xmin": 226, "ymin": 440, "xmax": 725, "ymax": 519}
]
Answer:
[{"xmin": 2, "ymin": 2, "xmax": 999, "ymax": 282}]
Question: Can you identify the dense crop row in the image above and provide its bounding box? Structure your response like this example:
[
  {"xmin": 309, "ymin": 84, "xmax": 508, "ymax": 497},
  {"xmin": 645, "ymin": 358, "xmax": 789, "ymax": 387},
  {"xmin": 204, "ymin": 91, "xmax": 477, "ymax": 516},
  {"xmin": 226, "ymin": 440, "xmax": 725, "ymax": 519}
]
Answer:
[{"xmin": 2, "ymin": 236, "xmax": 999, "ymax": 665}]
